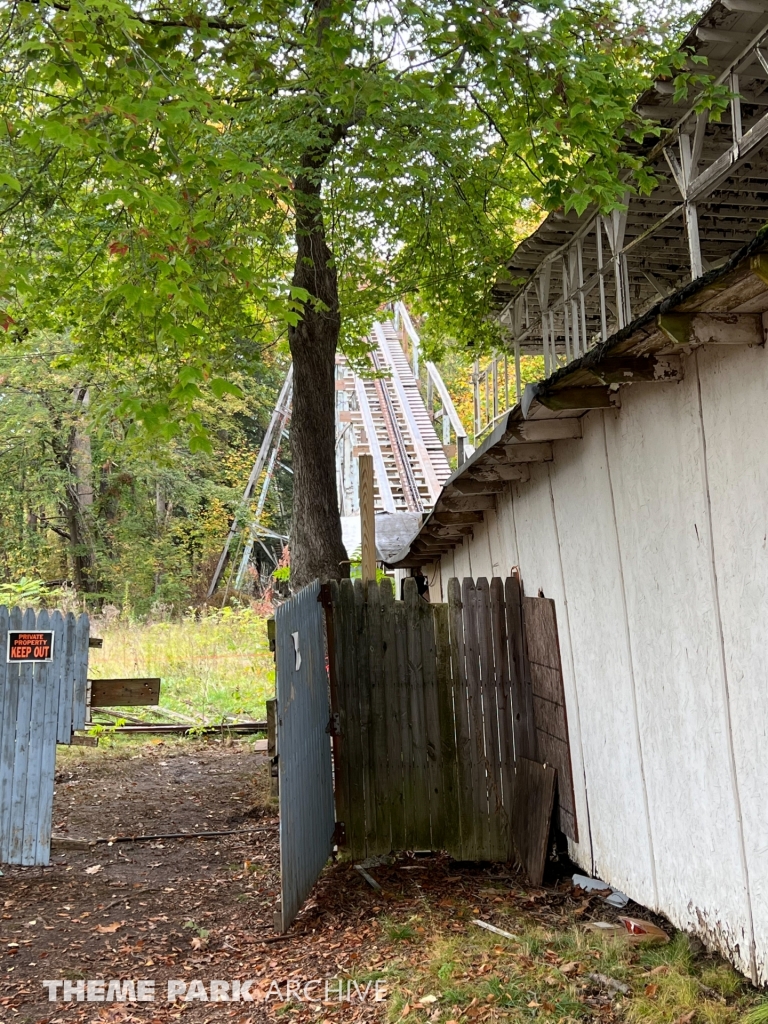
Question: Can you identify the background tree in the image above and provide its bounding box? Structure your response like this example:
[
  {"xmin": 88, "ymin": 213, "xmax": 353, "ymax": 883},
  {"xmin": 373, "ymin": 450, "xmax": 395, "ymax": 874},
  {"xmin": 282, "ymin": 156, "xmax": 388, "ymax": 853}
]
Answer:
[
  {"xmin": 0, "ymin": 336, "xmax": 290, "ymax": 610},
  {"xmin": 0, "ymin": 0, "xmax": 718, "ymax": 589}
]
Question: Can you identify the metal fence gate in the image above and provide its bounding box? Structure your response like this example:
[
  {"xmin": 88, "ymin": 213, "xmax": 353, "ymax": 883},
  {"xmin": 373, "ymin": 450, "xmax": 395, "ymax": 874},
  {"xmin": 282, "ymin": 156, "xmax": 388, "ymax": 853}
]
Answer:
[
  {"xmin": 274, "ymin": 581, "xmax": 335, "ymax": 931},
  {"xmin": 0, "ymin": 607, "xmax": 90, "ymax": 866}
]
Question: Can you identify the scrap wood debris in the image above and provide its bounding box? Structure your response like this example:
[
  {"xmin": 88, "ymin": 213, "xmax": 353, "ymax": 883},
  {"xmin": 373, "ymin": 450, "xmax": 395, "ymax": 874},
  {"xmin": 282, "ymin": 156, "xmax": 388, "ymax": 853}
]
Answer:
[{"xmin": 0, "ymin": 740, "xmax": 764, "ymax": 1024}]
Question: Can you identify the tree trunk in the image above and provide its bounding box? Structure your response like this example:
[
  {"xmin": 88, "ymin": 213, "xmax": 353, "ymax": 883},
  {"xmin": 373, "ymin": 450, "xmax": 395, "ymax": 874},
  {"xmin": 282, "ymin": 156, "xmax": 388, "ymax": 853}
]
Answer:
[
  {"xmin": 47, "ymin": 388, "xmax": 96, "ymax": 593},
  {"xmin": 287, "ymin": 168, "xmax": 348, "ymax": 590}
]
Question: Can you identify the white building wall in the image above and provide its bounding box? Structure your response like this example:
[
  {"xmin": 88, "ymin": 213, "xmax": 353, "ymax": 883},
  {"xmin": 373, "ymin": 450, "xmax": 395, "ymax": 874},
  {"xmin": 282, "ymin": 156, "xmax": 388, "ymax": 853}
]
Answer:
[
  {"xmin": 696, "ymin": 343, "xmax": 768, "ymax": 982},
  {"xmin": 547, "ymin": 415, "xmax": 657, "ymax": 908},
  {"xmin": 434, "ymin": 344, "xmax": 768, "ymax": 982}
]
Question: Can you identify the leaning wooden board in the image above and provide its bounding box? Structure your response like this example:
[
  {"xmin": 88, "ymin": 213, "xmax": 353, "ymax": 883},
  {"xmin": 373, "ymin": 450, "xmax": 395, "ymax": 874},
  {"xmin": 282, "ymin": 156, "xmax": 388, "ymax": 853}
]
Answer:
[
  {"xmin": 522, "ymin": 596, "xmax": 578, "ymax": 842},
  {"xmin": 511, "ymin": 757, "xmax": 557, "ymax": 886}
]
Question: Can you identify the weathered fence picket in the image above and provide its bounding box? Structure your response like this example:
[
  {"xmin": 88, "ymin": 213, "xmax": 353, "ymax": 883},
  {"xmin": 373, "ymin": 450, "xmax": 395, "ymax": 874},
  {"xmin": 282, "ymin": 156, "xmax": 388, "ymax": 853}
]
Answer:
[
  {"xmin": 325, "ymin": 575, "xmax": 565, "ymax": 864},
  {"xmin": 274, "ymin": 573, "xmax": 580, "ymax": 928},
  {"xmin": 0, "ymin": 606, "xmax": 90, "ymax": 866}
]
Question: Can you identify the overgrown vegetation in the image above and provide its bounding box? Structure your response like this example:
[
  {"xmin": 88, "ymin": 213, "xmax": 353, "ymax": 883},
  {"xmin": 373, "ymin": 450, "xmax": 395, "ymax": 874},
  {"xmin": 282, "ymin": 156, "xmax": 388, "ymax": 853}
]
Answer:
[
  {"xmin": 87, "ymin": 605, "xmax": 274, "ymax": 722},
  {"xmin": 0, "ymin": 337, "xmax": 291, "ymax": 611},
  {"xmin": 375, "ymin": 895, "xmax": 766, "ymax": 1024}
]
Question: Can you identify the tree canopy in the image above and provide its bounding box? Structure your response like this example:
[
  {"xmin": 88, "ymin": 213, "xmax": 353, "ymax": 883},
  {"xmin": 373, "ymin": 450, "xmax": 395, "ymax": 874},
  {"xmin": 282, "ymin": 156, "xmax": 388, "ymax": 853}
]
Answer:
[{"xmin": 0, "ymin": 0, "xmax": 713, "ymax": 591}]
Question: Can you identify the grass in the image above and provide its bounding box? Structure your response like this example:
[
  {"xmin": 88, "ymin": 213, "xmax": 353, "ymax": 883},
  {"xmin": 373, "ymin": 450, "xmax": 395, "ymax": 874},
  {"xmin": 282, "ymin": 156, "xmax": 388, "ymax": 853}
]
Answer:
[
  {"xmin": 376, "ymin": 911, "xmax": 767, "ymax": 1024},
  {"xmin": 86, "ymin": 605, "xmax": 275, "ymax": 724}
]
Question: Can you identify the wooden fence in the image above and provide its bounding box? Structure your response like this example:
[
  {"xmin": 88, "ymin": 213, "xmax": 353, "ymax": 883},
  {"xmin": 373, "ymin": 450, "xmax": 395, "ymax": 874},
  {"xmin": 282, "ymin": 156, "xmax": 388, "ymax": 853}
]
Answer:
[
  {"xmin": 0, "ymin": 607, "xmax": 89, "ymax": 865},
  {"xmin": 324, "ymin": 575, "xmax": 576, "ymax": 869}
]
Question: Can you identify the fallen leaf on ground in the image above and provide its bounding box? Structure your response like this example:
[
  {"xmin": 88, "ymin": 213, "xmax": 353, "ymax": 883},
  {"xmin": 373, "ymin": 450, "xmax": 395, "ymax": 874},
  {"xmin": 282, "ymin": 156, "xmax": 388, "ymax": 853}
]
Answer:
[
  {"xmin": 85, "ymin": 865, "xmax": 102, "ymax": 875},
  {"xmin": 560, "ymin": 962, "xmax": 579, "ymax": 975},
  {"xmin": 644, "ymin": 983, "xmax": 659, "ymax": 998},
  {"xmin": 96, "ymin": 923, "xmax": 123, "ymax": 934}
]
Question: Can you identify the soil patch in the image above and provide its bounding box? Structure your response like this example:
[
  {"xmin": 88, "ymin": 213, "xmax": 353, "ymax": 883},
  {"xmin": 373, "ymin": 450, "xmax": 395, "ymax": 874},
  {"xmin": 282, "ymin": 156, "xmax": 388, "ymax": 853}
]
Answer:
[{"xmin": 0, "ymin": 741, "xmax": 759, "ymax": 1024}]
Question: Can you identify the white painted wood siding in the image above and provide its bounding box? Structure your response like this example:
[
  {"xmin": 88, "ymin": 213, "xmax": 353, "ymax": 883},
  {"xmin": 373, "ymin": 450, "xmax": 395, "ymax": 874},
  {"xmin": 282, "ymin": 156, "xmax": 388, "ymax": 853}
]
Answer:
[{"xmin": 435, "ymin": 343, "xmax": 768, "ymax": 982}]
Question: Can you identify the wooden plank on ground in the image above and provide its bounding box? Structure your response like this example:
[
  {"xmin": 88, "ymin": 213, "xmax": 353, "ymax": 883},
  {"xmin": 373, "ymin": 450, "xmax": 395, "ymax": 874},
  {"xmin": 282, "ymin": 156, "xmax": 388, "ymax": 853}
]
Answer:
[
  {"xmin": 462, "ymin": 578, "xmax": 490, "ymax": 859},
  {"xmin": 403, "ymin": 578, "xmax": 431, "ymax": 848},
  {"xmin": 89, "ymin": 678, "xmax": 161, "ymax": 707},
  {"xmin": 490, "ymin": 577, "xmax": 515, "ymax": 860},
  {"xmin": 510, "ymin": 758, "xmax": 556, "ymax": 886},
  {"xmin": 68, "ymin": 734, "xmax": 98, "ymax": 747},
  {"xmin": 448, "ymin": 578, "xmax": 475, "ymax": 861},
  {"xmin": 505, "ymin": 576, "xmax": 537, "ymax": 761}
]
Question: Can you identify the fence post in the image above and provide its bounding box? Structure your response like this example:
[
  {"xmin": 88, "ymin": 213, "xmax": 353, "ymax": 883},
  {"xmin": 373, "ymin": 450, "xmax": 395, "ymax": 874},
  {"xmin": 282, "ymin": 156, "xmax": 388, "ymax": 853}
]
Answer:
[{"xmin": 359, "ymin": 454, "xmax": 376, "ymax": 584}]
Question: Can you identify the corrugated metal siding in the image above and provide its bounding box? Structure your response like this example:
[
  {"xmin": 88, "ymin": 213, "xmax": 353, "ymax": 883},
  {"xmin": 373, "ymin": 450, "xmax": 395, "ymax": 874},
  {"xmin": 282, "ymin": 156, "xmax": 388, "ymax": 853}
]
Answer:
[{"xmin": 275, "ymin": 581, "xmax": 335, "ymax": 931}]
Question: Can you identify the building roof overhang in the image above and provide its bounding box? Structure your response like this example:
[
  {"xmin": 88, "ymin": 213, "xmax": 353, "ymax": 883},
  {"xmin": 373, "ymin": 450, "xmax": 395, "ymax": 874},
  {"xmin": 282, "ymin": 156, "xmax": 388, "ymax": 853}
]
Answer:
[{"xmin": 388, "ymin": 230, "xmax": 768, "ymax": 568}]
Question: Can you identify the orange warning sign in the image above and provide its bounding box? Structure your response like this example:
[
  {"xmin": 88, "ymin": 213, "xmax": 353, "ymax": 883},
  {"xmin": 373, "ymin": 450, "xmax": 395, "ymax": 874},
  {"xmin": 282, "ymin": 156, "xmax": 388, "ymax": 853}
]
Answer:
[{"xmin": 7, "ymin": 631, "xmax": 54, "ymax": 663}]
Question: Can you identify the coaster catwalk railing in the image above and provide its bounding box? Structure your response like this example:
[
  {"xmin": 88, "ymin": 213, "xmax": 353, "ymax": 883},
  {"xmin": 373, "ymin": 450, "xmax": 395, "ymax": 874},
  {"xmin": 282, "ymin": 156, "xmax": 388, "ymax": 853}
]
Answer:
[
  {"xmin": 497, "ymin": 19, "xmax": 768, "ymax": 384},
  {"xmin": 393, "ymin": 302, "xmax": 473, "ymax": 466}
]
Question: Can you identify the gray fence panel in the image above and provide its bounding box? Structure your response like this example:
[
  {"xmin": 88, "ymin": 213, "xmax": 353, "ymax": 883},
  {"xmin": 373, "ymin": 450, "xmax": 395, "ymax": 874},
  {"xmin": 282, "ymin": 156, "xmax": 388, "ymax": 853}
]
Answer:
[
  {"xmin": 21, "ymin": 608, "xmax": 50, "ymax": 865},
  {"xmin": 8, "ymin": 608, "xmax": 36, "ymax": 863},
  {"xmin": 0, "ymin": 606, "xmax": 90, "ymax": 865},
  {"xmin": 71, "ymin": 613, "xmax": 90, "ymax": 732},
  {"xmin": 0, "ymin": 609, "xmax": 7, "ymax": 781},
  {"xmin": 36, "ymin": 610, "xmax": 64, "ymax": 863},
  {"xmin": 275, "ymin": 580, "xmax": 335, "ymax": 931},
  {"xmin": 0, "ymin": 607, "xmax": 21, "ymax": 862},
  {"xmin": 57, "ymin": 612, "xmax": 76, "ymax": 744}
]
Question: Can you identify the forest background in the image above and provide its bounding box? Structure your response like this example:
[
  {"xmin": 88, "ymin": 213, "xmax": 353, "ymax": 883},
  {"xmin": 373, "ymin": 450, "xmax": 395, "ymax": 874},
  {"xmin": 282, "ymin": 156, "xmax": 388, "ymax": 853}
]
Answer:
[{"xmin": 0, "ymin": 0, "xmax": 715, "ymax": 615}]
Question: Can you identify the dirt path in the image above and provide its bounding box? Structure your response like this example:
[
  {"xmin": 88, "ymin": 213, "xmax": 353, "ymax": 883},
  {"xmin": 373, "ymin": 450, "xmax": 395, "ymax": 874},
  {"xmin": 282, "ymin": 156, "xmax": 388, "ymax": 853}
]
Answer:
[
  {"xmin": 0, "ymin": 740, "xmax": 756, "ymax": 1024},
  {"xmin": 0, "ymin": 739, "xmax": 390, "ymax": 1024}
]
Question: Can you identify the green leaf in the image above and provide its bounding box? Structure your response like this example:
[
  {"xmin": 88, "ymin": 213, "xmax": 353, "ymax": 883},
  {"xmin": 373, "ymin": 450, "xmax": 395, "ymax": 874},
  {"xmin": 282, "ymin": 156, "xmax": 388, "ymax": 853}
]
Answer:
[
  {"xmin": 188, "ymin": 432, "xmax": 213, "ymax": 454},
  {"xmin": 210, "ymin": 378, "xmax": 243, "ymax": 399},
  {"xmin": 0, "ymin": 173, "xmax": 21, "ymax": 192}
]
